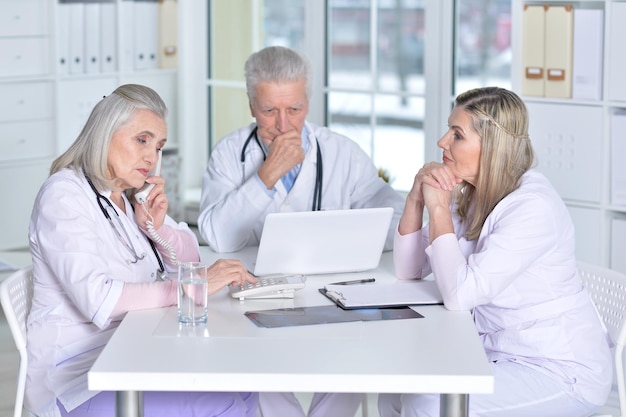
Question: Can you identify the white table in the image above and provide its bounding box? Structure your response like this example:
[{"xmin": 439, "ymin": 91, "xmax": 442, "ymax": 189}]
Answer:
[{"xmin": 88, "ymin": 247, "xmax": 493, "ymax": 417}]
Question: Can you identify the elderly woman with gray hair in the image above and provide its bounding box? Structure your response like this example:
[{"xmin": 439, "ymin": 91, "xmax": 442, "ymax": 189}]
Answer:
[{"xmin": 26, "ymin": 84, "xmax": 257, "ymax": 417}]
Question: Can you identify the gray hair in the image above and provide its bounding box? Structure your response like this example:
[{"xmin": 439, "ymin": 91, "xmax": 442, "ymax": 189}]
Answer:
[
  {"xmin": 244, "ymin": 46, "xmax": 312, "ymax": 104},
  {"xmin": 50, "ymin": 84, "xmax": 168, "ymax": 191}
]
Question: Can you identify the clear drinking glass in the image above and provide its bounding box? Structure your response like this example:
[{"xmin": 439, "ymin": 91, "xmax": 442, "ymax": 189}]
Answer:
[{"xmin": 177, "ymin": 262, "xmax": 208, "ymax": 325}]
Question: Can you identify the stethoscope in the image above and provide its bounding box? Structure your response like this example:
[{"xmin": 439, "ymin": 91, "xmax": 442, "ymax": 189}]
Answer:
[
  {"xmin": 85, "ymin": 174, "xmax": 166, "ymax": 277},
  {"xmin": 240, "ymin": 126, "xmax": 323, "ymax": 211}
]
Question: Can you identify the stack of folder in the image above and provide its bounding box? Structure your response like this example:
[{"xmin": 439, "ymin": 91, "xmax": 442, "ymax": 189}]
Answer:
[
  {"xmin": 522, "ymin": 4, "xmax": 603, "ymax": 100},
  {"xmin": 57, "ymin": 0, "xmax": 178, "ymax": 75}
]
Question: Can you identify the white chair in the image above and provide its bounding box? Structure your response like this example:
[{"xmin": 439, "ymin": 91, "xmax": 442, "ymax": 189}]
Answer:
[
  {"xmin": 578, "ymin": 261, "xmax": 626, "ymax": 417},
  {"xmin": 0, "ymin": 266, "xmax": 34, "ymax": 417}
]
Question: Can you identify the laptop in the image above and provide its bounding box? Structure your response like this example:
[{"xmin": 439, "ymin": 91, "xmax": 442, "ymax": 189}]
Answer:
[{"xmin": 250, "ymin": 207, "xmax": 394, "ymax": 276}]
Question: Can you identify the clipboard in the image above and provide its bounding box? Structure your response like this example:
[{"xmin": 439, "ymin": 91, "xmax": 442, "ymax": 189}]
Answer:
[{"xmin": 320, "ymin": 280, "xmax": 443, "ymax": 310}]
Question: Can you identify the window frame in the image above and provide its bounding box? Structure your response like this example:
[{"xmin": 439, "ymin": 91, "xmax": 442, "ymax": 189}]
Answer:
[{"xmin": 177, "ymin": 0, "xmax": 466, "ymax": 193}]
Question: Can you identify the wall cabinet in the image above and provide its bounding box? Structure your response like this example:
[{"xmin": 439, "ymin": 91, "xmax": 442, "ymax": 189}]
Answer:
[
  {"xmin": 512, "ymin": 0, "xmax": 626, "ymax": 271},
  {"xmin": 0, "ymin": 0, "xmax": 180, "ymax": 250}
]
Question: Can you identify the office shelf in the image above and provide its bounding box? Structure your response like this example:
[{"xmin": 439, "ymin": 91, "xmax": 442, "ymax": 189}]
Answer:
[
  {"xmin": 512, "ymin": 0, "xmax": 626, "ymax": 271},
  {"xmin": 0, "ymin": 0, "xmax": 180, "ymax": 249}
]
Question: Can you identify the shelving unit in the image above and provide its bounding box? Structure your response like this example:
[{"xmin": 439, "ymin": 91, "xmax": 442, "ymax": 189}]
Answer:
[
  {"xmin": 0, "ymin": 0, "xmax": 180, "ymax": 250},
  {"xmin": 511, "ymin": 0, "xmax": 626, "ymax": 271}
]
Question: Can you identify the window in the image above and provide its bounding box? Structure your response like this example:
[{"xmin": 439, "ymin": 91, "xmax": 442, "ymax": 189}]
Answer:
[
  {"xmin": 455, "ymin": 0, "xmax": 512, "ymax": 93},
  {"xmin": 326, "ymin": 0, "xmax": 426, "ymax": 191},
  {"xmin": 186, "ymin": 0, "xmax": 511, "ymax": 193}
]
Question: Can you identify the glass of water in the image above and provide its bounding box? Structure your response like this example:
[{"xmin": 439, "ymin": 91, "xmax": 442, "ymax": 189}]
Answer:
[{"xmin": 177, "ymin": 262, "xmax": 208, "ymax": 325}]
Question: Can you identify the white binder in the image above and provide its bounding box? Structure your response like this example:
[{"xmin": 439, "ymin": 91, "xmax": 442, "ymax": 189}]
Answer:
[
  {"xmin": 119, "ymin": 0, "xmax": 135, "ymax": 71},
  {"xmin": 572, "ymin": 8, "xmax": 603, "ymax": 100},
  {"xmin": 57, "ymin": 2, "xmax": 71, "ymax": 74},
  {"xmin": 84, "ymin": 2, "xmax": 102, "ymax": 74},
  {"xmin": 134, "ymin": 0, "xmax": 159, "ymax": 70},
  {"xmin": 100, "ymin": 2, "xmax": 117, "ymax": 73},
  {"xmin": 68, "ymin": 2, "xmax": 85, "ymax": 74}
]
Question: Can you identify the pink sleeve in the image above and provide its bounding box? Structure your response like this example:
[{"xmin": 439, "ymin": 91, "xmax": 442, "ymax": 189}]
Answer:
[
  {"xmin": 393, "ymin": 227, "xmax": 431, "ymax": 279},
  {"xmin": 425, "ymin": 233, "xmax": 468, "ymax": 310},
  {"xmin": 149, "ymin": 224, "xmax": 201, "ymax": 267},
  {"xmin": 110, "ymin": 279, "xmax": 178, "ymax": 318}
]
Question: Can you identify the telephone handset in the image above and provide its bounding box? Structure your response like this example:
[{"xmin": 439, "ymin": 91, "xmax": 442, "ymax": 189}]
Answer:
[
  {"xmin": 135, "ymin": 150, "xmax": 162, "ymax": 204},
  {"xmin": 134, "ymin": 150, "xmax": 181, "ymax": 268}
]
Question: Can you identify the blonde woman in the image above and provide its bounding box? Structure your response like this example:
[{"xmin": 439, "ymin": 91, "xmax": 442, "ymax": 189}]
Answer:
[{"xmin": 380, "ymin": 87, "xmax": 611, "ymax": 417}]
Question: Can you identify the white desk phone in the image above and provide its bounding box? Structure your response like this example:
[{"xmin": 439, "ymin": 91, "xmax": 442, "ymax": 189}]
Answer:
[
  {"xmin": 135, "ymin": 151, "xmax": 307, "ymax": 299},
  {"xmin": 229, "ymin": 274, "xmax": 307, "ymax": 300}
]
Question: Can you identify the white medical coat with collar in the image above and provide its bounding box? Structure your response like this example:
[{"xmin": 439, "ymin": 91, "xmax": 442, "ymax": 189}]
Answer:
[
  {"xmin": 25, "ymin": 168, "xmax": 197, "ymax": 417},
  {"xmin": 394, "ymin": 169, "xmax": 612, "ymax": 406},
  {"xmin": 198, "ymin": 121, "xmax": 405, "ymax": 253}
]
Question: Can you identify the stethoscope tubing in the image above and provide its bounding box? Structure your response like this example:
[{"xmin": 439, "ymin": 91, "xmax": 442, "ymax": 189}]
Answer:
[{"xmin": 85, "ymin": 173, "xmax": 165, "ymax": 272}]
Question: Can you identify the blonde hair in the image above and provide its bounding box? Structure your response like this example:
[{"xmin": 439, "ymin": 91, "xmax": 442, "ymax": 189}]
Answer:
[
  {"xmin": 454, "ymin": 87, "xmax": 535, "ymax": 240},
  {"xmin": 50, "ymin": 84, "xmax": 167, "ymax": 191}
]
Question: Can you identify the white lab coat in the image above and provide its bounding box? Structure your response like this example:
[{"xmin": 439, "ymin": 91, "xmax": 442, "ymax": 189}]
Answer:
[
  {"xmin": 394, "ymin": 169, "xmax": 612, "ymax": 407},
  {"xmin": 25, "ymin": 168, "xmax": 198, "ymax": 417},
  {"xmin": 198, "ymin": 121, "xmax": 405, "ymax": 253}
]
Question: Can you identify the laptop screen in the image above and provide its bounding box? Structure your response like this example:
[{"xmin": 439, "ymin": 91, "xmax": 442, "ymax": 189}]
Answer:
[{"xmin": 252, "ymin": 207, "xmax": 393, "ymax": 276}]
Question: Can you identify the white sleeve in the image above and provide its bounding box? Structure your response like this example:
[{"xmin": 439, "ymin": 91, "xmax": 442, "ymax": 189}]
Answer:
[
  {"xmin": 426, "ymin": 193, "xmax": 562, "ymax": 310},
  {"xmin": 197, "ymin": 135, "xmax": 275, "ymax": 252}
]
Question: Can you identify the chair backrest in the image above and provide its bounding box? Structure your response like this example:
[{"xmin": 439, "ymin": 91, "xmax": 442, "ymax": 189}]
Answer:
[
  {"xmin": 578, "ymin": 261, "xmax": 626, "ymax": 417},
  {"xmin": 0, "ymin": 266, "xmax": 34, "ymax": 417}
]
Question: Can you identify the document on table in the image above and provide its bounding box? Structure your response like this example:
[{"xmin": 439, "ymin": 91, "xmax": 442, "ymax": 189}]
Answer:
[
  {"xmin": 245, "ymin": 305, "xmax": 422, "ymax": 328},
  {"xmin": 321, "ymin": 279, "xmax": 443, "ymax": 310}
]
